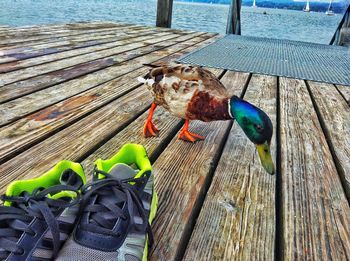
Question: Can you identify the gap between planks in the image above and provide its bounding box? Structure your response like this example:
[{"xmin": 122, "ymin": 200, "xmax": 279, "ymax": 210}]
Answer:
[
  {"xmin": 279, "ymin": 77, "xmax": 350, "ymax": 260},
  {"xmin": 0, "ymin": 23, "xmax": 135, "ymax": 47},
  {"xmin": 0, "ymin": 30, "xmax": 178, "ymax": 74},
  {"xmin": 0, "ymin": 32, "xmax": 211, "ymax": 104},
  {"xmin": 148, "ymin": 71, "xmax": 251, "ymax": 260},
  {"xmin": 0, "ymin": 31, "xmax": 193, "ymax": 87},
  {"xmin": 0, "ymin": 33, "xmax": 212, "ymax": 126},
  {"xmin": 0, "ymin": 35, "xmax": 218, "ymax": 167},
  {"xmin": 0, "ymin": 25, "xmax": 146, "ymax": 52},
  {"xmin": 305, "ymin": 80, "xmax": 350, "ymax": 201},
  {"xmin": 182, "ymin": 74, "xmax": 276, "ymax": 261},
  {"xmin": 0, "ymin": 69, "xmax": 251, "ymax": 261},
  {"xmin": 0, "ymin": 26, "xmax": 159, "ymax": 65}
]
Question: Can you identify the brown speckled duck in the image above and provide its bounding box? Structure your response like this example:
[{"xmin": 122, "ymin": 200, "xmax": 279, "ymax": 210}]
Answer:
[{"xmin": 138, "ymin": 64, "xmax": 275, "ymax": 174}]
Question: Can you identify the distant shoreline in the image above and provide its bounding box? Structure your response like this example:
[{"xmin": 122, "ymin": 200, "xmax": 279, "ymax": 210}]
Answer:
[{"xmin": 175, "ymin": 0, "xmax": 349, "ymax": 13}]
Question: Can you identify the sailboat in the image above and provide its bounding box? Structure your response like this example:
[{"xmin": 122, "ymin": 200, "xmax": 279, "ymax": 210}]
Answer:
[
  {"xmin": 252, "ymin": 0, "xmax": 257, "ymax": 8},
  {"xmin": 326, "ymin": 0, "xmax": 335, "ymax": 15},
  {"xmin": 303, "ymin": 0, "xmax": 310, "ymax": 12}
]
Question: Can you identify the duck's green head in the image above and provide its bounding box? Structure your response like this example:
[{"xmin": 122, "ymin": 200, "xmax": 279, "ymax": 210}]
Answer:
[{"xmin": 229, "ymin": 96, "xmax": 275, "ymax": 175}]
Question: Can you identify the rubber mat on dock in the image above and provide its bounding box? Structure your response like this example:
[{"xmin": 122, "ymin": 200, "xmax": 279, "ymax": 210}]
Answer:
[{"xmin": 177, "ymin": 35, "xmax": 350, "ymax": 86}]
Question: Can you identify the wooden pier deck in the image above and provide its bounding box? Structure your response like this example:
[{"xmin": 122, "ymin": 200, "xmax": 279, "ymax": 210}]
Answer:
[{"xmin": 0, "ymin": 22, "xmax": 349, "ymax": 260}]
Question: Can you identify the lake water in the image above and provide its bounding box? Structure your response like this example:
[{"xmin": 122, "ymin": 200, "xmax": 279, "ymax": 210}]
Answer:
[{"xmin": 0, "ymin": 0, "xmax": 343, "ymax": 44}]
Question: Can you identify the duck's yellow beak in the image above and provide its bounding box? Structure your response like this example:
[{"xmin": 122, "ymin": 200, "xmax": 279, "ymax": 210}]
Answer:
[{"xmin": 256, "ymin": 142, "xmax": 275, "ymax": 175}]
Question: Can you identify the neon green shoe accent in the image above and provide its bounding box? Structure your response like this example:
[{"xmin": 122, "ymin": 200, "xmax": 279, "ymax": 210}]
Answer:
[
  {"xmin": 95, "ymin": 143, "xmax": 157, "ymax": 260},
  {"xmin": 94, "ymin": 144, "xmax": 152, "ymax": 179},
  {"xmin": 50, "ymin": 191, "xmax": 81, "ymax": 200},
  {"xmin": 4, "ymin": 160, "xmax": 86, "ymax": 206},
  {"xmin": 142, "ymin": 189, "xmax": 158, "ymax": 261}
]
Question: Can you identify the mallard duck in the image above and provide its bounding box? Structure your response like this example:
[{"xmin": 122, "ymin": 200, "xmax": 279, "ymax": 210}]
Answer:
[{"xmin": 138, "ymin": 64, "xmax": 275, "ymax": 174}]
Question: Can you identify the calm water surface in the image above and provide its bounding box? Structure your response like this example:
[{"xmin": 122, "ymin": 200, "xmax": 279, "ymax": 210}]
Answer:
[{"xmin": 0, "ymin": 0, "xmax": 343, "ymax": 44}]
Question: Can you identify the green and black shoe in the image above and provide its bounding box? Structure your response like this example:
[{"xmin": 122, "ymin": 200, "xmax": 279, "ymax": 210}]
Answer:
[
  {"xmin": 0, "ymin": 160, "xmax": 86, "ymax": 261},
  {"xmin": 57, "ymin": 144, "xmax": 158, "ymax": 261}
]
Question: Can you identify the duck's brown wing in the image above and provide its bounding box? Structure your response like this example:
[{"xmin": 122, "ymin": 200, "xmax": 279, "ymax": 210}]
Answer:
[
  {"xmin": 195, "ymin": 67, "xmax": 228, "ymax": 97},
  {"xmin": 147, "ymin": 64, "xmax": 228, "ymax": 97}
]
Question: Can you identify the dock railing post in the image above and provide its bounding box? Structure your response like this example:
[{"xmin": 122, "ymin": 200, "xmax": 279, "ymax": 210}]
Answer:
[
  {"xmin": 330, "ymin": 3, "xmax": 350, "ymax": 45},
  {"xmin": 226, "ymin": 0, "xmax": 242, "ymax": 35},
  {"xmin": 156, "ymin": 0, "xmax": 174, "ymax": 28}
]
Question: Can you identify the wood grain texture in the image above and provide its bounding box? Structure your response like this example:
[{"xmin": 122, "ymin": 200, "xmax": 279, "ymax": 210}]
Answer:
[
  {"xmin": 0, "ymin": 33, "xmax": 210, "ymax": 125},
  {"xmin": 0, "ymin": 26, "xmax": 131, "ymax": 49},
  {"xmin": 0, "ymin": 33, "xmax": 208, "ymax": 102},
  {"xmin": 279, "ymin": 77, "xmax": 350, "ymax": 260},
  {"xmin": 307, "ymin": 81, "xmax": 350, "ymax": 200},
  {"xmin": 81, "ymin": 109, "xmax": 182, "ymax": 176},
  {"xmin": 148, "ymin": 71, "xmax": 250, "ymax": 261},
  {"xmin": 0, "ymin": 26, "xmax": 155, "ymax": 65},
  {"xmin": 336, "ymin": 85, "xmax": 350, "ymax": 105},
  {"xmin": 0, "ymin": 24, "xmax": 133, "ymax": 43},
  {"xmin": 183, "ymin": 74, "xmax": 277, "ymax": 261},
  {"xmin": 0, "ymin": 23, "xmax": 129, "ymax": 46},
  {"xmin": 0, "ymin": 86, "xmax": 152, "ymax": 193},
  {"xmin": 0, "ymin": 32, "xmax": 181, "ymax": 86},
  {"xmin": 0, "ymin": 38, "xmax": 219, "ymax": 183},
  {"xmin": 0, "ymin": 21, "xmax": 122, "ymax": 39},
  {"xmin": 0, "ymin": 25, "xmax": 192, "ymax": 51},
  {"xmin": 0, "ymin": 31, "xmax": 168, "ymax": 72},
  {"xmin": 0, "ymin": 25, "xmax": 144, "ymax": 51},
  {"xmin": 3, "ymin": 22, "xmax": 349, "ymax": 260}
]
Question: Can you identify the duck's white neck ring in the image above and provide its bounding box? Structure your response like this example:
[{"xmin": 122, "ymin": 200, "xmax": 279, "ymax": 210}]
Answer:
[{"xmin": 227, "ymin": 99, "xmax": 234, "ymax": 119}]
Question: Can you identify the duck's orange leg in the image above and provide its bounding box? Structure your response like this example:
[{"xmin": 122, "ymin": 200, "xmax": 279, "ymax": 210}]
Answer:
[
  {"xmin": 178, "ymin": 119, "xmax": 205, "ymax": 143},
  {"xmin": 143, "ymin": 102, "xmax": 159, "ymax": 137}
]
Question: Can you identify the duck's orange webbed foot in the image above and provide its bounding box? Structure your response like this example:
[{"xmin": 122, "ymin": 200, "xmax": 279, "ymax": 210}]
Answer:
[
  {"xmin": 143, "ymin": 102, "xmax": 159, "ymax": 138},
  {"xmin": 143, "ymin": 120, "xmax": 159, "ymax": 137},
  {"xmin": 178, "ymin": 119, "xmax": 204, "ymax": 143}
]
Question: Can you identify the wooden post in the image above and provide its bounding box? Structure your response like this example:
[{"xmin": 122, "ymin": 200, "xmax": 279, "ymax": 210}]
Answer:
[
  {"xmin": 156, "ymin": 0, "xmax": 174, "ymax": 28},
  {"xmin": 226, "ymin": 0, "xmax": 242, "ymax": 35}
]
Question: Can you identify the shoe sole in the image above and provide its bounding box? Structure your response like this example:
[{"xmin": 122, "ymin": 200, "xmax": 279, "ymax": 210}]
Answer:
[{"xmin": 142, "ymin": 189, "xmax": 158, "ymax": 261}]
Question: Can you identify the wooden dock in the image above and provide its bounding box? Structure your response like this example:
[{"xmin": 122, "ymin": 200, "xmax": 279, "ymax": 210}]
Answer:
[{"xmin": 0, "ymin": 22, "xmax": 349, "ymax": 260}]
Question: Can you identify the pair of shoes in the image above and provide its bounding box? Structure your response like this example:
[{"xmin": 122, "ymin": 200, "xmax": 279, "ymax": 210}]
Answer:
[{"xmin": 0, "ymin": 144, "xmax": 157, "ymax": 261}]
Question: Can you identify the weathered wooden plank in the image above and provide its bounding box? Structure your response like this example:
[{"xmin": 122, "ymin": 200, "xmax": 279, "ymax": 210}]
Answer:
[
  {"xmin": 0, "ymin": 23, "xmax": 108, "ymax": 38},
  {"xmin": 0, "ymin": 31, "xmax": 172, "ymax": 73},
  {"xmin": 336, "ymin": 85, "xmax": 350, "ymax": 105},
  {"xmin": 0, "ymin": 24, "xmax": 133, "ymax": 46},
  {"xmin": 0, "ymin": 26, "xmax": 195, "ymax": 53},
  {"xmin": 279, "ymin": 77, "xmax": 350, "ymax": 260},
  {"xmin": 0, "ymin": 23, "xmax": 193, "ymax": 50},
  {"xmin": 0, "ymin": 21, "xmax": 123, "ymax": 38},
  {"xmin": 0, "ymin": 25, "xmax": 144, "ymax": 50},
  {"xmin": 0, "ymin": 33, "xmax": 209, "ymax": 111},
  {"xmin": 0, "ymin": 35, "xmax": 217, "ymax": 162},
  {"xmin": 0, "ymin": 33, "xmax": 210, "ymax": 124},
  {"xmin": 0, "ymin": 33, "xmax": 213, "ymax": 104},
  {"xmin": 307, "ymin": 81, "xmax": 350, "ymax": 199},
  {"xmin": 0, "ymin": 69, "xmax": 221, "ymax": 193},
  {"xmin": 81, "ymin": 109, "xmax": 182, "ymax": 176},
  {"xmin": 0, "ymin": 25, "xmax": 116, "ymax": 40},
  {"xmin": 0, "ymin": 24, "xmax": 161, "ymax": 52},
  {"xmin": 0, "ymin": 26, "xmax": 154, "ymax": 64},
  {"xmin": 148, "ymin": 71, "xmax": 250, "ymax": 261},
  {"xmin": 0, "ymin": 86, "xmax": 152, "ymax": 192},
  {"xmin": 183, "ymin": 74, "xmax": 276, "ymax": 260},
  {"xmin": 0, "ymin": 33, "xmax": 182, "ymax": 86},
  {"xmin": 0, "ymin": 21, "xmax": 122, "ymax": 38}
]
